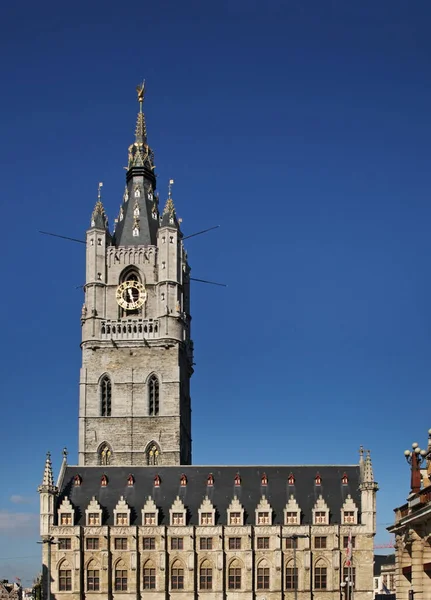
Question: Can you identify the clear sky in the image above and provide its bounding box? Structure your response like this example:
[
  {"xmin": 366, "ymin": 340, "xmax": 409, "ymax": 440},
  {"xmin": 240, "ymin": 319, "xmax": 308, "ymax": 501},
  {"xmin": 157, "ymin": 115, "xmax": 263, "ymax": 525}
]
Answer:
[{"xmin": 1, "ymin": 0, "xmax": 431, "ymax": 584}]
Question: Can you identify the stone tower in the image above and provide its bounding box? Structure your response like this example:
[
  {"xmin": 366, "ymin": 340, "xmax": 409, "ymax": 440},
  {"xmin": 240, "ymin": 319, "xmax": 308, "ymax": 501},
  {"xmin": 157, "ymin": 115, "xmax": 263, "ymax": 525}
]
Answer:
[{"xmin": 78, "ymin": 84, "xmax": 193, "ymax": 467}]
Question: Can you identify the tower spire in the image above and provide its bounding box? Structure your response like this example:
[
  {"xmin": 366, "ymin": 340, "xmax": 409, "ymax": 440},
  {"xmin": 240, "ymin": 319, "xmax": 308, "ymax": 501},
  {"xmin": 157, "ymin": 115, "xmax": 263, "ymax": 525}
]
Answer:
[
  {"xmin": 161, "ymin": 179, "xmax": 179, "ymax": 229},
  {"xmin": 90, "ymin": 182, "xmax": 108, "ymax": 229},
  {"xmin": 135, "ymin": 81, "xmax": 148, "ymax": 145},
  {"xmin": 38, "ymin": 451, "xmax": 56, "ymax": 492}
]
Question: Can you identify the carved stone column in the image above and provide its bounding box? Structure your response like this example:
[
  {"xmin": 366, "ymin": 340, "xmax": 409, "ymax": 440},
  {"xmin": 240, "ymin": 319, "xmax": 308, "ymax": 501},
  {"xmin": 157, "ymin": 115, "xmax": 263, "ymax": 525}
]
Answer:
[
  {"xmin": 410, "ymin": 529, "xmax": 423, "ymax": 599},
  {"xmin": 395, "ymin": 535, "xmax": 409, "ymax": 600}
]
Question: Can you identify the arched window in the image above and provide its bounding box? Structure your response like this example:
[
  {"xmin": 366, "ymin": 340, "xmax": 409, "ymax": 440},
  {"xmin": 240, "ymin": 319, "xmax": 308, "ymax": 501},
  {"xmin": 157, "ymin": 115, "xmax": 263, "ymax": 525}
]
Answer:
[
  {"xmin": 148, "ymin": 375, "xmax": 159, "ymax": 416},
  {"xmin": 199, "ymin": 560, "xmax": 213, "ymax": 590},
  {"xmin": 114, "ymin": 560, "xmax": 128, "ymax": 591},
  {"xmin": 99, "ymin": 443, "xmax": 112, "ymax": 466},
  {"xmin": 59, "ymin": 561, "xmax": 72, "ymax": 591},
  {"xmin": 228, "ymin": 559, "xmax": 242, "ymax": 590},
  {"xmin": 314, "ymin": 560, "xmax": 327, "ymax": 590},
  {"xmin": 86, "ymin": 560, "xmax": 100, "ymax": 591},
  {"xmin": 100, "ymin": 375, "xmax": 111, "ymax": 417},
  {"xmin": 285, "ymin": 560, "xmax": 298, "ymax": 590},
  {"xmin": 146, "ymin": 442, "xmax": 160, "ymax": 466},
  {"xmin": 171, "ymin": 560, "xmax": 184, "ymax": 590},
  {"xmin": 143, "ymin": 560, "xmax": 156, "ymax": 590},
  {"xmin": 257, "ymin": 561, "xmax": 270, "ymax": 590}
]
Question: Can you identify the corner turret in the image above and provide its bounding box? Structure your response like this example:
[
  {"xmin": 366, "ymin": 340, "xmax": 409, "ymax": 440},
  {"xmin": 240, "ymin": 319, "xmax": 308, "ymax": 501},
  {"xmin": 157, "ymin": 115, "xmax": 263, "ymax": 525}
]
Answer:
[
  {"xmin": 37, "ymin": 452, "xmax": 58, "ymax": 537},
  {"xmin": 359, "ymin": 448, "xmax": 378, "ymax": 534}
]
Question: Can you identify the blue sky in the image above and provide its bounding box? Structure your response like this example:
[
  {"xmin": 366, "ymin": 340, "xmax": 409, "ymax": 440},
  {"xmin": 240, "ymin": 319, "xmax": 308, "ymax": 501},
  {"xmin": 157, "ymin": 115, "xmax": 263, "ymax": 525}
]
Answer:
[{"xmin": 1, "ymin": 0, "xmax": 431, "ymax": 584}]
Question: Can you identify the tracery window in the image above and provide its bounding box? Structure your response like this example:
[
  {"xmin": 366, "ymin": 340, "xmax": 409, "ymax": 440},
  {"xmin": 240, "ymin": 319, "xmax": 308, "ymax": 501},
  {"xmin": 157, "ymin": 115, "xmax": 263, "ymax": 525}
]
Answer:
[
  {"xmin": 59, "ymin": 564, "xmax": 72, "ymax": 591},
  {"xmin": 99, "ymin": 443, "xmax": 112, "ymax": 466},
  {"xmin": 314, "ymin": 563, "xmax": 327, "ymax": 589},
  {"xmin": 228, "ymin": 560, "xmax": 242, "ymax": 590},
  {"xmin": 285, "ymin": 564, "xmax": 298, "ymax": 589},
  {"xmin": 144, "ymin": 562, "xmax": 156, "ymax": 590},
  {"xmin": 86, "ymin": 562, "xmax": 100, "ymax": 592},
  {"xmin": 147, "ymin": 443, "xmax": 160, "ymax": 466},
  {"xmin": 257, "ymin": 566, "xmax": 270, "ymax": 590},
  {"xmin": 171, "ymin": 561, "xmax": 184, "ymax": 590},
  {"xmin": 199, "ymin": 561, "xmax": 213, "ymax": 590},
  {"xmin": 149, "ymin": 375, "xmax": 159, "ymax": 416},
  {"xmin": 114, "ymin": 562, "xmax": 128, "ymax": 591},
  {"xmin": 100, "ymin": 375, "xmax": 111, "ymax": 417}
]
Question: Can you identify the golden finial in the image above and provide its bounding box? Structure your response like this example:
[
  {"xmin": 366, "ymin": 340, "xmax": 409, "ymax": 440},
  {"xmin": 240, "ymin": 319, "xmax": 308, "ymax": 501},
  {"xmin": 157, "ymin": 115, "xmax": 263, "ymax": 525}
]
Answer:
[
  {"xmin": 98, "ymin": 182, "xmax": 103, "ymax": 201},
  {"xmin": 136, "ymin": 81, "xmax": 145, "ymax": 112},
  {"xmin": 168, "ymin": 178, "xmax": 174, "ymax": 199}
]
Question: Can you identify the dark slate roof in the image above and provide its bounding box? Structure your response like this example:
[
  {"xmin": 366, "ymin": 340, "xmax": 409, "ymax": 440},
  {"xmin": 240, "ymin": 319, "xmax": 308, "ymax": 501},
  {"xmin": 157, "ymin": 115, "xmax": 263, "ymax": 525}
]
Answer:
[
  {"xmin": 58, "ymin": 465, "xmax": 361, "ymax": 527},
  {"xmin": 373, "ymin": 554, "xmax": 395, "ymax": 576}
]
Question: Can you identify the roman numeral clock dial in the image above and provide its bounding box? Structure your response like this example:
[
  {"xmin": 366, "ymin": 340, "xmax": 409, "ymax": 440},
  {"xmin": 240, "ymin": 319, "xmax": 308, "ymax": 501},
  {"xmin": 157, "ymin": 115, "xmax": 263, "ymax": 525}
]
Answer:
[{"xmin": 116, "ymin": 280, "xmax": 147, "ymax": 310}]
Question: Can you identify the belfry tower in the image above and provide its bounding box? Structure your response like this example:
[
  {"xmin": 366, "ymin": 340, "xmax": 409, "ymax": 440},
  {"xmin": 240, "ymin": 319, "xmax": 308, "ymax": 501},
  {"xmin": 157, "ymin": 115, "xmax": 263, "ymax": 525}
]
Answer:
[{"xmin": 79, "ymin": 84, "xmax": 193, "ymax": 466}]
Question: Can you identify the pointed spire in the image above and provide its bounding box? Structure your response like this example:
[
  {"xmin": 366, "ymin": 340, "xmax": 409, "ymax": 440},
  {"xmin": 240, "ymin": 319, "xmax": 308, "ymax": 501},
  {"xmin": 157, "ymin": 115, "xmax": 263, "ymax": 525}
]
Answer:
[
  {"xmin": 90, "ymin": 182, "xmax": 108, "ymax": 229},
  {"xmin": 113, "ymin": 85, "xmax": 158, "ymax": 246},
  {"xmin": 359, "ymin": 449, "xmax": 378, "ymax": 491},
  {"xmin": 135, "ymin": 81, "xmax": 148, "ymax": 144},
  {"xmin": 363, "ymin": 449, "xmax": 374, "ymax": 482},
  {"xmin": 38, "ymin": 451, "xmax": 57, "ymax": 494},
  {"xmin": 161, "ymin": 179, "xmax": 179, "ymax": 228}
]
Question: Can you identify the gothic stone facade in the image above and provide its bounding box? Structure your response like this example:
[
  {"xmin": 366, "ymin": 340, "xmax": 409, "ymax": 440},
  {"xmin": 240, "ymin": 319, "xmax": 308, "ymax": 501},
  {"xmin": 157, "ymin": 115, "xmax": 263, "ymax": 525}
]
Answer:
[
  {"xmin": 39, "ymin": 461, "xmax": 377, "ymax": 600},
  {"xmin": 38, "ymin": 87, "xmax": 377, "ymax": 600}
]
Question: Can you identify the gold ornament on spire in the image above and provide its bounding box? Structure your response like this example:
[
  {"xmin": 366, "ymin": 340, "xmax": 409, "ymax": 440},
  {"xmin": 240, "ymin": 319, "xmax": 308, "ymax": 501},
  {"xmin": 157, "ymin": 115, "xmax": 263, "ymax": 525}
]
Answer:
[{"xmin": 136, "ymin": 81, "xmax": 145, "ymax": 111}]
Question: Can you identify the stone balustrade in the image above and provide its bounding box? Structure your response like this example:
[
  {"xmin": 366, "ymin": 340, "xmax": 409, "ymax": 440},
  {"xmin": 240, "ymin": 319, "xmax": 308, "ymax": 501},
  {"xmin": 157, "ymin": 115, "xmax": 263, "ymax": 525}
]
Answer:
[{"xmin": 101, "ymin": 318, "xmax": 159, "ymax": 340}]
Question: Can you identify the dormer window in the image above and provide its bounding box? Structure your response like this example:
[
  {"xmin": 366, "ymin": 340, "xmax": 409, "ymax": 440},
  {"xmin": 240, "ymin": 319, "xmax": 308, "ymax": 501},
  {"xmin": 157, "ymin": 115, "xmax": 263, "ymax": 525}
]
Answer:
[
  {"xmin": 341, "ymin": 473, "xmax": 349, "ymax": 485},
  {"xmin": 170, "ymin": 496, "xmax": 187, "ymax": 526},
  {"xmin": 85, "ymin": 497, "xmax": 103, "ymax": 527},
  {"xmin": 144, "ymin": 513, "xmax": 156, "ymax": 525},
  {"xmin": 116, "ymin": 513, "xmax": 128, "ymax": 526},
  {"xmin": 127, "ymin": 475, "xmax": 134, "ymax": 487},
  {"xmin": 134, "ymin": 188, "xmax": 141, "ymax": 198},
  {"xmin": 88, "ymin": 513, "xmax": 100, "ymax": 526},
  {"xmin": 257, "ymin": 512, "xmax": 270, "ymax": 525},
  {"xmin": 315, "ymin": 473, "xmax": 322, "ymax": 486},
  {"xmin": 207, "ymin": 474, "xmax": 214, "ymax": 486},
  {"xmin": 101, "ymin": 474, "xmax": 108, "ymax": 487},
  {"xmin": 154, "ymin": 474, "xmax": 161, "ymax": 487},
  {"xmin": 60, "ymin": 513, "xmax": 72, "ymax": 525},
  {"xmin": 73, "ymin": 475, "xmax": 82, "ymax": 487},
  {"xmin": 200, "ymin": 512, "xmax": 213, "ymax": 526},
  {"xmin": 341, "ymin": 495, "xmax": 358, "ymax": 525},
  {"xmin": 261, "ymin": 473, "xmax": 268, "ymax": 486},
  {"xmin": 288, "ymin": 473, "xmax": 295, "ymax": 485},
  {"xmin": 142, "ymin": 496, "xmax": 159, "ymax": 527},
  {"xmin": 315, "ymin": 511, "xmax": 327, "ymax": 524},
  {"xmin": 234, "ymin": 474, "xmax": 241, "ymax": 486},
  {"xmin": 172, "ymin": 512, "xmax": 184, "ymax": 526},
  {"xmin": 230, "ymin": 512, "xmax": 241, "ymax": 525},
  {"xmin": 180, "ymin": 474, "xmax": 187, "ymax": 487},
  {"xmin": 285, "ymin": 512, "xmax": 298, "ymax": 524}
]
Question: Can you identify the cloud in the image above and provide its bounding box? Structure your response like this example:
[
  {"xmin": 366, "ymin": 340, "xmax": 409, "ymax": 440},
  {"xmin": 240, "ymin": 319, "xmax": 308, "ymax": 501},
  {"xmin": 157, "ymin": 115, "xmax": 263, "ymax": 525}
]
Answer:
[
  {"xmin": 0, "ymin": 511, "xmax": 38, "ymax": 534},
  {"xmin": 10, "ymin": 495, "xmax": 34, "ymax": 505}
]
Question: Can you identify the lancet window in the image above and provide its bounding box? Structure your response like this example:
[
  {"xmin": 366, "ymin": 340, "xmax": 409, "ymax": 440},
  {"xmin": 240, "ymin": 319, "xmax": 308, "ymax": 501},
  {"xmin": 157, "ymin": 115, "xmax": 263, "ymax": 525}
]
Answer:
[
  {"xmin": 100, "ymin": 375, "xmax": 111, "ymax": 417},
  {"xmin": 149, "ymin": 375, "xmax": 159, "ymax": 416}
]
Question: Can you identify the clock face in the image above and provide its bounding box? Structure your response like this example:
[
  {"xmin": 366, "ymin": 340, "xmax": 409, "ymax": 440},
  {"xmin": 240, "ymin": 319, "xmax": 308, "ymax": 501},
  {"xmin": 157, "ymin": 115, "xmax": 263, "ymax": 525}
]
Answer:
[{"xmin": 116, "ymin": 280, "xmax": 147, "ymax": 310}]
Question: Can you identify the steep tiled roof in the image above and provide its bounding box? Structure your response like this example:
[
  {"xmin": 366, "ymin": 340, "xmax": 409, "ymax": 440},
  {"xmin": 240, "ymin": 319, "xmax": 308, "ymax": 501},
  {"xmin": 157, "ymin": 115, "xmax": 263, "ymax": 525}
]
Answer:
[{"xmin": 57, "ymin": 465, "xmax": 361, "ymax": 526}]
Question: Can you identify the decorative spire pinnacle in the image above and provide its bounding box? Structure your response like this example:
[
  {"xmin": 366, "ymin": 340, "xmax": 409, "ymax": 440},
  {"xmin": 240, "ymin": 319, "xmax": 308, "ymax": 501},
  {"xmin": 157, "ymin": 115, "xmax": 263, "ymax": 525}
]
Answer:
[
  {"xmin": 135, "ymin": 82, "xmax": 148, "ymax": 144},
  {"xmin": 90, "ymin": 182, "xmax": 108, "ymax": 229},
  {"xmin": 359, "ymin": 449, "xmax": 378, "ymax": 491},
  {"xmin": 161, "ymin": 179, "xmax": 179, "ymax": 228},
  {"xmin": 38, "ymin": 451, "xmax": 57, "ymax": 493}
]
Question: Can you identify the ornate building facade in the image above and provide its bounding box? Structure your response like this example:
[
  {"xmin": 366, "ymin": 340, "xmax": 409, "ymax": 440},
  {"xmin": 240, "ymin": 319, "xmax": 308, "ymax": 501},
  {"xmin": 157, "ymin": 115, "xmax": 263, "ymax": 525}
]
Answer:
[
  {"xmin": 388, "ymin": 428, "xmax": 431, "ymax": 600},
  {"xmin": 38, "ymin": 85, "xmax": 378, "ymax": 600}
]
